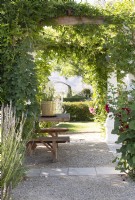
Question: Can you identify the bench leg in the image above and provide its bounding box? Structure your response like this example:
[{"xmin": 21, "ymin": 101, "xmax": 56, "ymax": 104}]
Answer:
[
  {"xmin": 52, "ymin": 141, "xmax": 58, "ymax": 162},
  {"xmin": 26, "ymin": 142, "xmax": 37, "ymax": 155}
]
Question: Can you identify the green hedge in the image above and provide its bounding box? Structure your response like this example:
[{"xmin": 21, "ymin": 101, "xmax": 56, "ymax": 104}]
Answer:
[
  {"xmin": 63, "ymin": 97, "xmax": 86, "ymax": 102},
  {"xmin": 62, "ymin": 102, "xmax": 94, "ymax": 121}
]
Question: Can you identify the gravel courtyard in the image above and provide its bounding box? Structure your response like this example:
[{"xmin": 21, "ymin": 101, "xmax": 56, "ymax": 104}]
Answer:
[
  {"xmin": 12, "ymin": 124, "xmax": 135, "ymax": 200},
  {"xmin": 13, "ymin": 175, "xmax": 135, "ymax": 200}
]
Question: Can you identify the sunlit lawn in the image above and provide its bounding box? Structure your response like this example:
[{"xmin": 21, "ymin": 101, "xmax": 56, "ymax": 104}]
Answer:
[{"xmin": 57, "ymin": 122, "xmax": 101, "ymax": 133}]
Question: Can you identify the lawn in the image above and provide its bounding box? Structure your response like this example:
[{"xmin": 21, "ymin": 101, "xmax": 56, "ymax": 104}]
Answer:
[{"xmin": 57, "ymin": 122, "xmax": 101, "ymax": 133}]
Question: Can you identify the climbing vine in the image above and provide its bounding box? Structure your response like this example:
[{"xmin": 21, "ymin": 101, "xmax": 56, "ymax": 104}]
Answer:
[
  {"xmin": 0, "ymin": 0, "xmax": 134, "ymax": 155},
  {"xmin": 1, "ymin": 0, "xmax": 135, "ymax": 132}
]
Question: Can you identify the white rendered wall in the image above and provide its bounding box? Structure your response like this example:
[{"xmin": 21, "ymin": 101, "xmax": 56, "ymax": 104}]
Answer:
[
  {"xmin": 125, "ymin": 73, "xmax": 135, "ymax": 91},
  {"xmin": 105, "ymin": 73, "xmax": 135, "ymax": 143}
]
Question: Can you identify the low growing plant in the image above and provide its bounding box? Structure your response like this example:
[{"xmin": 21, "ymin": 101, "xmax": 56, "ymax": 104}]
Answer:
[{"xmin": 1, "ymin": 104, "xmax": 28, "ymax": 199}]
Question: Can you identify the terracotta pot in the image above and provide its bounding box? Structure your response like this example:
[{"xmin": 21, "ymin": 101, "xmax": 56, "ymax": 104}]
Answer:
[{"xmin": 41, "ymin": 101, "xmax": 56, "ymax": 116}]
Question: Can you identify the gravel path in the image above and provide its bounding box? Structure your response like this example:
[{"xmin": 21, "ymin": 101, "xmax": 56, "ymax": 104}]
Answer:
[
  {"xmin": 25, "ymin": 132, "xmax": 115, "ymax": 168},
  {"xmin": 13, "ymin": 175, "xmax": 135, "ymax": 200},
  {"xmin": 12, "ymin": 124, "xmax": 135, "ymax": 200}
]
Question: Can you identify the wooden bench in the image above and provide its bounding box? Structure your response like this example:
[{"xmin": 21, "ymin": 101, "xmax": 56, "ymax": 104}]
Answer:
[
  {"xmin": 36, "ymin": 127, "xmax": 69, "ymax": 134},
  {"xmin": 27, "ymin": 127, "xmax": 70, "ymax": 162}
]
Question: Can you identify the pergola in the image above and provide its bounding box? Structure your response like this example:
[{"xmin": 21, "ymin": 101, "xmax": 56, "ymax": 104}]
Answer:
[{"xmin": 45, "ymin": 15, "xmax": 135, "ymax": 144}]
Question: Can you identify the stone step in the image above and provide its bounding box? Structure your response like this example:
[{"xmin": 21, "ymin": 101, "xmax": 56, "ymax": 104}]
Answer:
[{"xmin": 26, "ymin": 167, "xmax": 124, "ymax": 177}]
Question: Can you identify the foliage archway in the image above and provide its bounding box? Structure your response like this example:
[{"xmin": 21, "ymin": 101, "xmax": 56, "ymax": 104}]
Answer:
[
  {"xmin": 1, "ymin": 1, "xmax": 135, "ymax": 191},
  {"xmin": 1, "ymin": 0, "xmax": 134, "ymax": 115}
]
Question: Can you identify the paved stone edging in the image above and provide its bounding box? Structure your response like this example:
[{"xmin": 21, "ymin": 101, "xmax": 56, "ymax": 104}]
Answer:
[{"xmin": 26, "ymin": 167, "xmax": 124, "ymax": 177}]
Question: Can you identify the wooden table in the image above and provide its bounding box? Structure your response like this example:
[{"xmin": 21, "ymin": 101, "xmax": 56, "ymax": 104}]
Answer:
[
  {"xmin": 39, "ymin": 113, "xmax": 70, "ymax": 122},
  {"xmin": 40, "ymin": 114, "xmax": 70, "ymax": 162},
  {"xmin": 27, "ymin": 113, "xmax": 70, "ymax": 162}
]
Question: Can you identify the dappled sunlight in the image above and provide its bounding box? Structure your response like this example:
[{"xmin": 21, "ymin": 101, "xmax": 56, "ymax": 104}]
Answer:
[
  {"xmin": 25, "ymin": 123, "xmax": 112, "ymax": 168},
  {"xmin": 70, "ymin": 132, "xmax": 102, "ymax": 143},
  {"xmin": 25, "ymin": 140, "xmax": 115, "ymax": 168},
  {"xmin": 57, "ymin": 122, "xmax": 101, "ymax": 133}
]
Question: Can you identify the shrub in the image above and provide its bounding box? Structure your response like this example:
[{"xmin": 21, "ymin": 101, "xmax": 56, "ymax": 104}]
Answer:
[
  {"xmin": 63, "ymin": 97, "xmax": 86, "ymax": 102},
  {"xmin": 62, "ymin": 102, "xmax": 94, "ymax": 121},
  {"xmin": 1, "ymin": 104, "xmax": 28, "ymax": 200},
  {"xmin": 108, "ymin": 87, "xmax": 135, "ymax": 178},
  {"xmin": 79, "ymin": 88, "xmax": 92, "ymax": 99}
]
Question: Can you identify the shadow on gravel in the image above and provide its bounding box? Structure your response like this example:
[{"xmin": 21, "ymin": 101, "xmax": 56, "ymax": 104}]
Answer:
[{"xmin": 25, "ymin": 141, "xmax": 115, "ymax": 168}]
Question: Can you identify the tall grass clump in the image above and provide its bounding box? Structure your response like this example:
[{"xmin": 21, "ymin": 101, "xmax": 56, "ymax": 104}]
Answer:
[{"xmin": 1, "ymin": 104, "xmax": 27, "ymax": 200}]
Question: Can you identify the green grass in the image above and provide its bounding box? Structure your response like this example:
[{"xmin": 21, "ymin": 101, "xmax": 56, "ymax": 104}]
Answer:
[{"xmin": 56, "ymin": 122, "xmax": 101, "ymax": 132}]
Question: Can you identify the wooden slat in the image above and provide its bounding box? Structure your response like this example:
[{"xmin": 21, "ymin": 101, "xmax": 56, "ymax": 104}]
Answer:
[
  {"xmin": 36, "ymin": 128, "xmax": 69, "ymax": 133},
  {"xmin": 28, "ymin": 136, "xmax": 70, "ymax": 143},
  {"xmin": 27, "ymin": 136, "xmax": 70, "ymax": 161},
  {"xmin": 42, "ymin": 142, "xmax": 53, "ymax": 151}
]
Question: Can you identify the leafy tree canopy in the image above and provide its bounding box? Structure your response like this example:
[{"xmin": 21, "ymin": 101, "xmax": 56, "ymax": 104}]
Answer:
[{"xmin": 1, "ymin": 0, "xmax": 135, "ymax": 129}]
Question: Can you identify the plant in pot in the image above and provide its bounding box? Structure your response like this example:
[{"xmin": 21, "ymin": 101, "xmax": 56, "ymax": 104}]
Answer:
[{"xmin": 41, "ymin": 82, "xmax": 56, "ymax": 117}]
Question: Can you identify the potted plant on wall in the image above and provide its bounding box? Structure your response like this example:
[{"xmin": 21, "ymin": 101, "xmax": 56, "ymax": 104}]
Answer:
[{"xmin": 41, "ymin": 82, "xmax": 56, "ymax": 116}]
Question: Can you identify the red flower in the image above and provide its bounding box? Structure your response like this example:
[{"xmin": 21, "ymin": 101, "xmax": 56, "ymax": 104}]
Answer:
[
  {"xmin": 105, "ymin": 104, "xmax": 110, "ymax": 113},
  {"xmin": 119, "ymin": 127, "xmax": 124, "ymax": 132},
  {"xmin": 119, "ymin": 124, "xmax": 129, "ymax": 132},
  {"xmin": 125, "ymin": 124, "xmax": 129, "ymax": 129},
  {"xmin": 122, "ymin": 107, "xmax": 131, "ymax": 114}
]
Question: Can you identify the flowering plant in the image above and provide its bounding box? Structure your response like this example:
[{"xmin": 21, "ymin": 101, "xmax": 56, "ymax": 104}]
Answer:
[
  {"xmin": 88, "ymin": 101, "xmax": 97, "ymax": 115},
  {"xmin": 107, "ymin": 87, "xmax": 135, "ymax": 178},
  {"xmin": 89, "ymin": 107, "xmax": 96, "ymax": 115},
  {"xmin": 105, "ymin": 104, "xmax": 110, "ymax": 113}
]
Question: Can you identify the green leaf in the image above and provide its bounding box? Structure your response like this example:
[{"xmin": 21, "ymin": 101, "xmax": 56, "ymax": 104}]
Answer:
[
  {"xmin": 129, "ymin": 120, "xmax": 135, "ymax": 130},
  {"xmin": 130, "ymin": 104, "xmax": 135, "ymax": 111},
  {"xmin": 132, "ymin": 156, "xmax": 135, "ymax": 164}
]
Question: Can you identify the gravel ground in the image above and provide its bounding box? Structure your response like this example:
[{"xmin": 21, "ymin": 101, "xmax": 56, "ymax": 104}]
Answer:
[
  {"xmin": 12, "ymin": 128, "xmax": 135, "ymax": 200},
  {"xmin": 25, "ymin": 132, "xmax": 115, "ymax": 168},
  {"xmin": 13, "ymin": 175, "xmax": 135, "ymax": 200}
]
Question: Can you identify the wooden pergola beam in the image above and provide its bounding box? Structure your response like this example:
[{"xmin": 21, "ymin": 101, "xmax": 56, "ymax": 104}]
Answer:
[{"xmin": 54, "ymin": 16, "xmax": 104, "ymax": 25}]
